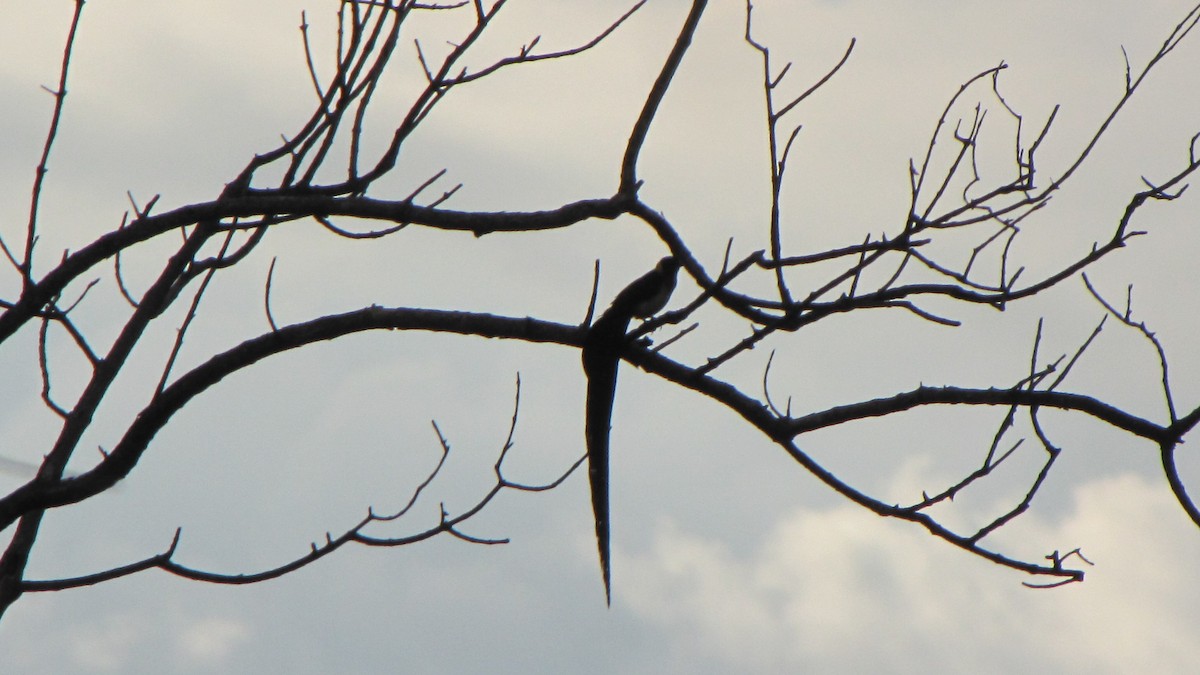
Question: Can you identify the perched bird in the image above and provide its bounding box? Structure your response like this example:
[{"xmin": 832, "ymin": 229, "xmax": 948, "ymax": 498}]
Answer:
[{"xmin": 581, "ymin": 256, "xmax": 680, "ymax": 605}]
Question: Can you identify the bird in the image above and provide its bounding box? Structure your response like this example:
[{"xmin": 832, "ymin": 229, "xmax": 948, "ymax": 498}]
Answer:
[{"xmin": 581, "ymin": 256, "xmax": 680, "ymax": 606}]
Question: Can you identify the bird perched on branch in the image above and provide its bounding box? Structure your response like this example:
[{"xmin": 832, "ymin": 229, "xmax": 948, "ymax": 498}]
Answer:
[{"xmin": 581, "ymin": 256, "xmax": 680, "ymax": 606}]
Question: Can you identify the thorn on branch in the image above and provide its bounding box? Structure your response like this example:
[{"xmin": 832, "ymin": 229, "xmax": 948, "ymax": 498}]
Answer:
[
  {"xmin": 761, "ymin": 349, "xmax": 789, "ymax": 418},
  {"xmin": 770, "ymin": 61, "xmax": 791, "ymax": 89},
  {"xmin": 414, "ymin": 39, "xmax": 435, "ymax": 83},
  {"xmin": 315, "ymin": 213, "xmax": 407, "ymax": 239},
  {"xmin": 431, "ymin": 420, "xmax": 451, "ymax": 453},
  {"xmin": 1140, "ymin": 175, "xmax": 1188, "ymax": 200},
  {"xmin": 264, "ymin": 257, "xmax": 279, "ymax": 332},
  {"xmin": 521, "ymin": 35, "xmax": 541, "ymax": 57},
  {"xmin": 495, "ymin": 373, "xmax": 522, "ymax": 473},
  {"xmin": 168, "ymin": 527, "xmax": 182, "ymax": 555},
  {"xmin": 448, "ymin": 526, "xmax": 508, "ymax": 545},
  {"xmin": 1121, "ymin": 45, "xmax": 1133, "ymax": 92},
  {"xmin": 404, "ymin": 168, "xmax": 449, "ymax": 203},
  {"xmin": 648, "ymin": 322, "xmax": 696, "ymax": 353}
]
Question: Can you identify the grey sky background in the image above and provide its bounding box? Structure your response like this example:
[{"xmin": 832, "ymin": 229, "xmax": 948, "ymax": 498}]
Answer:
[{"xmin": 3, "ymin": 1, "xmax": 1200, "ymax": 672}]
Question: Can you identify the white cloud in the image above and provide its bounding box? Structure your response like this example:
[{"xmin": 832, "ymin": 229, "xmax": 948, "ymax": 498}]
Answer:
[
  {"xmin": 20, "ymin": 605, "xmax": 252, "ymax": 674},
  {"xmin": 175, "ymin": 616, "xmax": 252, "ymax": 664},
  {"xmin": 624, "ymin": 472, "xmax": 1200, "ymax": 673},
  {"xmin": 3, "ymin": 1, "xmax": 1200, "ymax": 673},
  {"xmin": 68, "ymin": 611, "xmax": 147, "ymax": 672}
]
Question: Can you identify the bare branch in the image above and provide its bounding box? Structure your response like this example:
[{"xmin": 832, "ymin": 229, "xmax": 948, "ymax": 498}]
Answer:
[
  {"xmin": 447, "ymin": 2, "xmax": 647, "ymax": 85},
  {"xmin": 23, "ymin": 0, "xmax": 87, "ymax": 281},
  {"xmin": 621, "ymin": 0, "xmax": 707, "ymax": 195},
  {"xmin": 37, "ymin": 315, "xmax": 69, "ymax": 419},
  {"xmin": 1083, "ymin": 274, "xmax": 1176, "ymax": 422},
  {"xmin": 6, "ymin": 0, "xmax": 1200, "ymax": 619}
]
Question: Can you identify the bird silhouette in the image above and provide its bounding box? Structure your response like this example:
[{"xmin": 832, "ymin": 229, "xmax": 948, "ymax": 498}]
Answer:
[{"xmin": 581, "ymin": 256, "xmax": 679, "ymax": 605}]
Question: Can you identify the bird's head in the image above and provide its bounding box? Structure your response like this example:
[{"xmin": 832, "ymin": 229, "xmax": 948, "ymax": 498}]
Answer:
[{"xmin": 655, "ymin": 256, "xmax": 680, "ymax": 276}]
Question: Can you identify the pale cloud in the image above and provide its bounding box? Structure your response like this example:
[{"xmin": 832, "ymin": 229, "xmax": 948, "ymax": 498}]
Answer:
[
  {"xmin": 3, "ymin": 1, "xmax": 1200, "ymax": 672},
  {"xmin": 175, "ymin": 616, "xmax": 252, "ymax": 664},
  {"xmin": 50, "ymin": 609, "xmax": 252, "ymax": 673},
  {"xmin": 68, "ymin": 611, "xmax": 147, "ymax": 672},
  {"xmin": 624, "ymin": 472, "xmax": 1200, "ymax": 673}
]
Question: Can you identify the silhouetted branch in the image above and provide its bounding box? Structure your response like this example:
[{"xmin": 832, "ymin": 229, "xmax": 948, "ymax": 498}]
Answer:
[{"xmin": 4, "ymin": 0, "xmax": 1200, "ymax": 618}]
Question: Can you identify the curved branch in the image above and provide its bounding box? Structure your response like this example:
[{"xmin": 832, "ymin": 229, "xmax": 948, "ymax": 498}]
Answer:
[
  {"xmin": 22, "ymin": 376, "xmax": 584, "ymax": 591},
  {"xmin": 446, "ymin": 1, "xmax": 647, "ymax": 85},
  {"xmin": 1162, "ymin": 441, "xmax": 1200, "ymax": 528},
  {"xmin": 786, "ymin": 385, "xmax": 1167, "ymax": 442},
  {"xmin": 620, "ymin": 0, "xmax": 708, "ymax": 195},
  {"xmin": 0, "ymin": 192, "xmax": 633, "ymax": 344},
  {"xmin": 0, "ymin": 308, "xmax": 582, "ymax": 529}
]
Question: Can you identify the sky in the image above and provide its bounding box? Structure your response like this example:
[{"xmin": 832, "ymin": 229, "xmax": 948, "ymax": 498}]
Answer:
[{"xmin": 2, "ymin": 1, "xmax": 1200, "ymax": 672}]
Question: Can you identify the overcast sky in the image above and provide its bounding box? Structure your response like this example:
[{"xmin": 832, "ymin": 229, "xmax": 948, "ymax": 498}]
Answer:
[{"xmin": 3, "ymin": 1, "xmax": 1200, "ymax": 673}]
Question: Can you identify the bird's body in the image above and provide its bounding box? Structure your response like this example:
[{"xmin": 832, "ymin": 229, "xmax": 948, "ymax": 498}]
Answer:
[{"xmin": 581, "ymin": 256, "xmax": 679, "ymax": 605}]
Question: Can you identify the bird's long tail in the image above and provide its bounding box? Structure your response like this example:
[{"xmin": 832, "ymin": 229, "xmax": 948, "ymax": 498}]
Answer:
[{"xmin": 582, "ymin": 313, "xmax": 627, "ymax": 606}]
